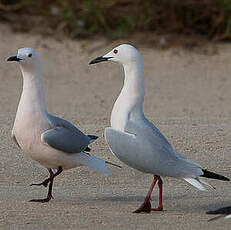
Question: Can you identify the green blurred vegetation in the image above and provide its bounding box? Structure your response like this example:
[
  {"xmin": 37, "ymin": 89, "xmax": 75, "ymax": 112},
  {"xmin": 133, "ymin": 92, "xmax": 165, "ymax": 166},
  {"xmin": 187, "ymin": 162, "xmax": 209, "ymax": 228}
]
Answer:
[{"xmin": 1, "ymin": 0, "xmax": 231, "ymax": 41}]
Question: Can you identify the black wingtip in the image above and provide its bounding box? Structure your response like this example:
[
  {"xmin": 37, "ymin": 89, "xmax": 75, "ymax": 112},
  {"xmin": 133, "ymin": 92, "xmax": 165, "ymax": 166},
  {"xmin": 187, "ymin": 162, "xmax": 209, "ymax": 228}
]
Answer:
[
  {"xmin": 201, "ymin": 169, "xmax": 230, "ymax": 181},
  {"xmin": 87, "ymin": 135, "xmax": 98, "ymax": 140},
  {"xmin": 206, "ymin": 206, "xmax": 231, "ymax": 215},
  {"xmin": 84, "ymin": 147, "xmax": 91, "ymax": 152},
  {"xmin": 206, "ymin": 210, "xmax": 219, "ymax": 215}
]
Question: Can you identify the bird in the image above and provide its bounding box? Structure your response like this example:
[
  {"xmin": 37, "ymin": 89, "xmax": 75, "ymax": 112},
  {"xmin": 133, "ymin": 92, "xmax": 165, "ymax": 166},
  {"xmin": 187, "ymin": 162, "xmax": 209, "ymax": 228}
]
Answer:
[
  {"xmin": 89, "ymin": 44, "xmax": 230, "ymax": 213},
  {"xmin": 207, "ymin": 206, "xmax": 231, "ymax": 221},
  {"xmin": 7, "ymin": 47, "xmax": 114, "ymax": 203}
]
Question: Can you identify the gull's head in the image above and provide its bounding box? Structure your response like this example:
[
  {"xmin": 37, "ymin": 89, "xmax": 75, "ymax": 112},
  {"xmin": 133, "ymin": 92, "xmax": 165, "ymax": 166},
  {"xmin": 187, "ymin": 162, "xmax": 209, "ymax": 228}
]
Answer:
[
  {"xmin": 7, "ymin": 48, "xmax": 40, "ymax": 70},
  {"xmin": 89, "ymin": 44, "xmax": 142, "ymax": 66}
]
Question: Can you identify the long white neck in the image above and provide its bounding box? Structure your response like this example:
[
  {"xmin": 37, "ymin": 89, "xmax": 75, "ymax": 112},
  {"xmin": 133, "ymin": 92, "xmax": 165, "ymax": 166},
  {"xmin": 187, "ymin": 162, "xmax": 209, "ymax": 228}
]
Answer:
[
  {"xmin": 16, "ymin": 64, "xmax": 47, "ymax": 117},
  {"xmin": 111, "ymin": 59, "xmax": 145, "ymax": 131}
]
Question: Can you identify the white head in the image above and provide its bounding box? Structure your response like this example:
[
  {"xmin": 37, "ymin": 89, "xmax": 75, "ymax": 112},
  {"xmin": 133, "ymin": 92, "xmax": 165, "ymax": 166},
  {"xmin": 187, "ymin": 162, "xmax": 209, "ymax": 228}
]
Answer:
[
  {"xmin": 89, "ymin": 44, "xmax": 143, "ymax": 66},
  {"xmin": 7, "ymin": 48, "xmax": 41, "ymax": 72}
]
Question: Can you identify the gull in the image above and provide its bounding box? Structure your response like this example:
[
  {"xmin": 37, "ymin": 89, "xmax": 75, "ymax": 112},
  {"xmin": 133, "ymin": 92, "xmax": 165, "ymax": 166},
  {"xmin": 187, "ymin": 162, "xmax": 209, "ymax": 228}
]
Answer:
[
  {"xmin": 207, "ymin": 206, "xmax": 231, "ymax": 221},
  {"xmin": 89, "ymin": 44, "xmax": 230, "ymax": 213},
  {"xmin": 7, "ymin": 48, "xmax": 113, "ymax": 203}
]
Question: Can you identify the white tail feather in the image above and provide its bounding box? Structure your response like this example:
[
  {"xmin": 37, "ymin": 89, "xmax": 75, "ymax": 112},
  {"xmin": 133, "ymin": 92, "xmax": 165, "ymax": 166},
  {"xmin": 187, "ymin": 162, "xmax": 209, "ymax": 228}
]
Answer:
[
  {"xmin": 183, "ymin": 178, "xmax": 207, "ymax": 191},
  {"xmin": 225, "ymin": 214, "xmax": 231, "ymax": 219},
  {"xmin": 78, "ymin": 153, "xmax": 112, "ymax": 175}
]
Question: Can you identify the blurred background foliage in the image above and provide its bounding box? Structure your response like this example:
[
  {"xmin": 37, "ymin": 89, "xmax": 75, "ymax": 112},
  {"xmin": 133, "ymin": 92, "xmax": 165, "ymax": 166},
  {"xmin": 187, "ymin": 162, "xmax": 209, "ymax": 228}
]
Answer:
[{"xmin": 1, "ymin": 0, "xmax": 231, "ymax": 42}]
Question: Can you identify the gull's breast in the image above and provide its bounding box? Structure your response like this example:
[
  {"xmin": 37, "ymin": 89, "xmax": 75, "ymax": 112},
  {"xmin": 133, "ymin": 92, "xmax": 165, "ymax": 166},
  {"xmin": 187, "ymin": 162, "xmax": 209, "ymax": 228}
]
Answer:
[{"xmin": 13, "ymin": 113, "xmax": 49, "ymax": 157}]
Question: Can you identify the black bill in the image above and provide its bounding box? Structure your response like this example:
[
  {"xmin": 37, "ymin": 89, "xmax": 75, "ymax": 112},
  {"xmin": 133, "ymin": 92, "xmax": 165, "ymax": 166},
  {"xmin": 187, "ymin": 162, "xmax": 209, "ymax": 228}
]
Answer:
[
  {"xmin": 7, "ymin": 56, "xmax": 22, "ymax": 62},
  {"xmin": 89, "ymin": 56, "xmax": 112, "ymax": 65}
]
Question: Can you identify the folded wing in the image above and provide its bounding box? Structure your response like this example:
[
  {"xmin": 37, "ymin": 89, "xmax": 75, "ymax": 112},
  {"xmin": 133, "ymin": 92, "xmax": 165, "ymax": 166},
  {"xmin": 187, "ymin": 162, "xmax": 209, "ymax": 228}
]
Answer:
[
  {"xmin": 41, "ymin": 126, "xmax": 90, "ymax": 153},
  {"xmin": 41, "ymin": 114, "xmax": 92, "ymax": 153}
]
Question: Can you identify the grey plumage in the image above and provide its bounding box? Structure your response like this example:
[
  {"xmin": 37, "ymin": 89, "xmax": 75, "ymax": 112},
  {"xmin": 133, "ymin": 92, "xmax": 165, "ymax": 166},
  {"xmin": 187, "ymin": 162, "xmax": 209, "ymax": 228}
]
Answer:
[
  {"xmin": 105, "ymin": 117, "xmax": 203, "ymax": 178},
  {"xmin": 41, "ymin": 113, "xmax": 94, "ymax": 154}
]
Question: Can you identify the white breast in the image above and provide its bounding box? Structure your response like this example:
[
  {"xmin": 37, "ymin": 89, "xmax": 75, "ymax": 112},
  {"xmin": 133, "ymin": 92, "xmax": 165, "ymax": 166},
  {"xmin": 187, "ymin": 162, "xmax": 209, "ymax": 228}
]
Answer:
[
  {"xmin": 13, "ymin": 110, "xmax": 49, "ymax": 154},
  {"xmin": 110, "ymin": 96, "xmax": 129, "ymax": 131}
]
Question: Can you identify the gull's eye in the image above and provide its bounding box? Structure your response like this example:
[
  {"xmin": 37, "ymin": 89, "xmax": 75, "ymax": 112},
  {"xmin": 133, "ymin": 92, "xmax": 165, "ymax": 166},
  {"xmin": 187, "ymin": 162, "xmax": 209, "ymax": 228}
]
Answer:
[
  {"xmin": 28, "ymin": 53, "xmax": 32, "ymax": 58},
  {"xmin": 113, "ymin": 49, "xmax": 118, "ymax": 54}
]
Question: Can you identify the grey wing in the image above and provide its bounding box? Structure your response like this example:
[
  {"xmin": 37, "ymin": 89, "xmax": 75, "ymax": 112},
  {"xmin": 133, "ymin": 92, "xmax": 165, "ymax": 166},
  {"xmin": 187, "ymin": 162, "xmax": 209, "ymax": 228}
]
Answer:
[
  {"xmin": 135, "ymin": 119, "xmax": 202, "ymax": 168},
  {"xmin": 41, "ymin": 126, "xmax": 89, "ymax": 153},
  {"xmin": 11, "ymin": 130, "xmax": 21, "ymax": 149},
  {"xmin": 106, "ymin": 118, "xmax": 202, "ymax": 177},
  {"xmin": 125, "ymin": 118, "xmax": 173, "ymax": 151},
  {"xmin": 42, "ymin": 114, "xmax": 91, "ymax": 153},
  {"xmin": 105, "ymin": 127, "xmax": 176, "ymax": 174},
  {"xmin": 125, "ymin": 118, "xmax": 201, "ymax": 167}
]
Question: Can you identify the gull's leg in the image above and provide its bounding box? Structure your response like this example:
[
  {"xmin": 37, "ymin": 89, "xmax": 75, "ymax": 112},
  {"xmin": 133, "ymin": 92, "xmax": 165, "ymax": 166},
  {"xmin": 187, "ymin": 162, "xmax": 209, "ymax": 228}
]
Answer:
[
  {"xmin": 151, "ymin": 176, "xmax": 163, "ymax": 211},
  {"xmin": 133, "ymin": 175, "xmax": 159, "ymax": 213},
  {"xmin": 30, "ymin": 167, "xmax": 62, "ymax": 203},
  {"xmin": 30, "ymin": 178, "xmax": 50, "ymax": 187},
  {"xmin": 30, "ymin": 168, "xmax": 52, "ymax": 187}
]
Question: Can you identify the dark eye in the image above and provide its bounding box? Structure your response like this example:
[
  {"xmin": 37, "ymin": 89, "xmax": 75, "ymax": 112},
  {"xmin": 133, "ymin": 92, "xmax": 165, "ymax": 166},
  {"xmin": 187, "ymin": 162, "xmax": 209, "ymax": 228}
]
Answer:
[
  {"xmin": 113, "ymin": 49, "xmax": 118, "ymax": 54},
  {"xmin": 28, "ymin": 53, "xmax": 32, "ymax": 58}
]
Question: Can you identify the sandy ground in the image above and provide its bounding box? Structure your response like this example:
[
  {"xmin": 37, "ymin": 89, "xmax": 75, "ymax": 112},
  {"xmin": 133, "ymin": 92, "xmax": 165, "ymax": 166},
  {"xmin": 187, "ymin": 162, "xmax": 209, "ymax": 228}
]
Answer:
[{"xmin": 1, "ymin": 23, "xmax": 231, "ymax": 229}]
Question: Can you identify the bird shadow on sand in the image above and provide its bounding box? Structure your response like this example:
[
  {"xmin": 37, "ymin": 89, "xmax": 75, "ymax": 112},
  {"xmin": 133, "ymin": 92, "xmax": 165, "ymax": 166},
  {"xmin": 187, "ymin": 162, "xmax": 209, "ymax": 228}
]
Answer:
[
  {"xmin": 77, "ymin": 194, "xmax": 231, "ymax": 213},
  {"xmin": 57, "ymin": 192, "xmax": 218, "ymax": 204},
  {"xmin": 52, "ymin": 194, "xmax": 187, "ymax": 206},
  {"xmin": 97, "ymin": 194, "xmax": 188, "ymax": 203}
]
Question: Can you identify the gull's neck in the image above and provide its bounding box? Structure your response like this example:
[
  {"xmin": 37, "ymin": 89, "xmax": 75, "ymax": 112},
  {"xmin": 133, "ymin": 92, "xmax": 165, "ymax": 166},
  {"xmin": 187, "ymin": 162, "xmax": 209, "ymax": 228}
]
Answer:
[
  {"xmin": 17, "ymin": 64, "xmax": 47, "ymax": 116},
  {"xmin": 111, "ymin": 59, "xmax": 145, "ymax": 131}
]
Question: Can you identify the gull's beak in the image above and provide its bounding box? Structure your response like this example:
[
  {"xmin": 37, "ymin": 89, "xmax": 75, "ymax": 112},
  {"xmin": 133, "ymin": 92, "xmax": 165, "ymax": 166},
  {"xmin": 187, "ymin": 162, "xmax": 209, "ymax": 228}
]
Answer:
[
  {"xmin": 89, "ymin": 56, "xmax": 112, "ymax": 65},
  {"xmin": 7, "ymin": 56, "xmax": 22, "ymax": 62}
]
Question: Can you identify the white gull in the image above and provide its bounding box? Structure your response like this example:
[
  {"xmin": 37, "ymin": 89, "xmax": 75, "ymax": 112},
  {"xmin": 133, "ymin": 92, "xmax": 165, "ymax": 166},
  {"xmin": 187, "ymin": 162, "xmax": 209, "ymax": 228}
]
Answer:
[{"xmin": 89, "ymin": 44, "xmax": 230, "ymax": 213}]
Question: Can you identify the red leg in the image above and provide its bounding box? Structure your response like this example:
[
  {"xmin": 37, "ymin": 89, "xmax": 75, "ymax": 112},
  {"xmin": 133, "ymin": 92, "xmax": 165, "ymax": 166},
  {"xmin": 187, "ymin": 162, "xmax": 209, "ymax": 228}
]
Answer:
[
  {"xmin": 151, "ymin": 176, "xmax": 163, "ymax": 211},
  {"xmin": 133, "ymin": 175, "xmax": 159, "ymax": 213},
  {"xmin": 30, "ymin": 167, "xmax": 62, "ymax": 203}
]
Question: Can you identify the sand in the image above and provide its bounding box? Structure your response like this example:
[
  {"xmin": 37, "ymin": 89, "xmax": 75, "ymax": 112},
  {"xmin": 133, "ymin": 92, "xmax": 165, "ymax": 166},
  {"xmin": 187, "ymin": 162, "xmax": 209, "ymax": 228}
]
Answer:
[{"xmin": 0, "ymin": 23, "xmax": 231, "ymax": 229}]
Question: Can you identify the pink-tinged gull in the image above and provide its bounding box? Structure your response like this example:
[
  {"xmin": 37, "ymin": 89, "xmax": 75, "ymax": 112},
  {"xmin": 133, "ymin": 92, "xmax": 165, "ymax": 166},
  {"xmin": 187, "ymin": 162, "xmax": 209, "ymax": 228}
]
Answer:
[{"xmin": 7, "ymin": 48, "xmax": 115, "ymax": 203}]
